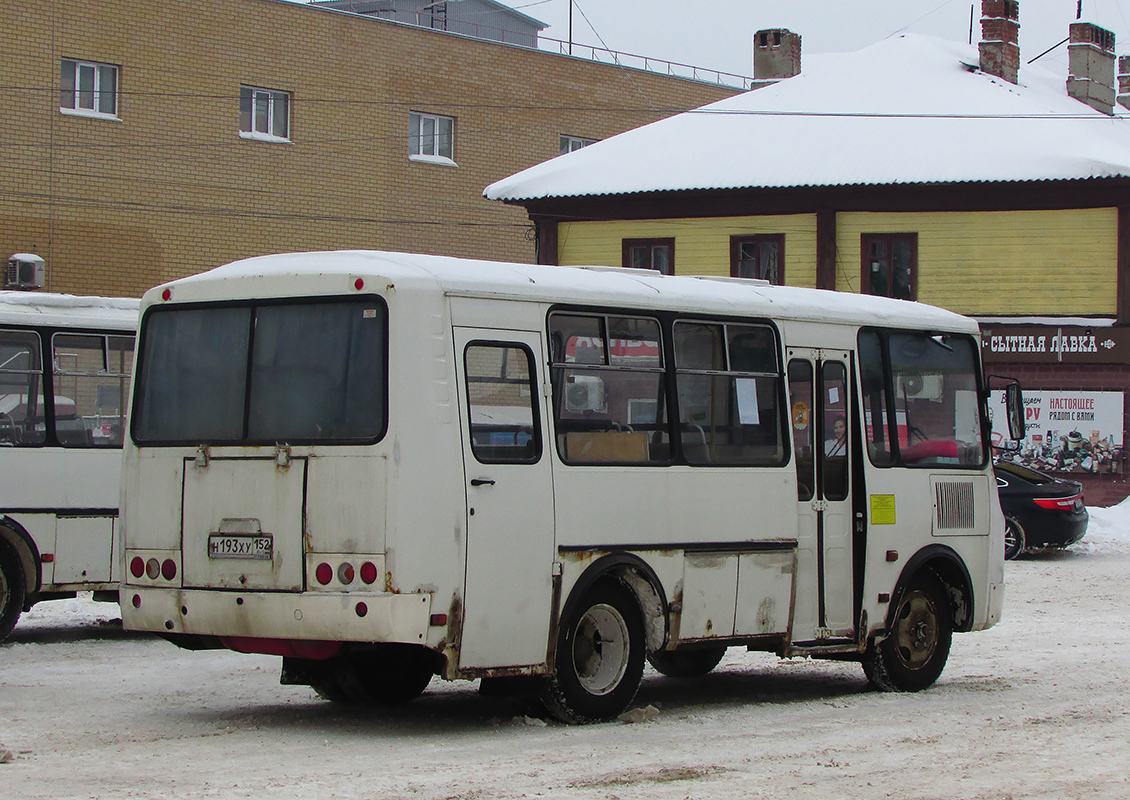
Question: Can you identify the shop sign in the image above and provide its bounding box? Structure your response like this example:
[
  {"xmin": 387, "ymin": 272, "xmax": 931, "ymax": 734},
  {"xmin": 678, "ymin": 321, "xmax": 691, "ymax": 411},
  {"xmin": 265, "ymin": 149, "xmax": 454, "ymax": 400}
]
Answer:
[
  {"xmin": 990, "ymin": 389, "xmax": 1124, "ymax": 473},
  {"xmin": 980, "ymin": 324, "xmax": 1129, "ymax": 364}
]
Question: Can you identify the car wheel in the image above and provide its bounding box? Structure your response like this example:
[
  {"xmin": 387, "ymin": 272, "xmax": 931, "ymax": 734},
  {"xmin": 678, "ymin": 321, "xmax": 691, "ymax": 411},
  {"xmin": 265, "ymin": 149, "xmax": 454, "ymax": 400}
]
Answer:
[
  {"xmin": 0, "ymin": 540, "xmax": 26, "ymax": 643},
  {"xmin": 542, "ymin": 579, "xmax": 645, "ymax": 723},
  {"xmin": 863, "ymin": 571, "xmax": 952, "ymax": 692},
  {"xmin": 1004, "ymin": 517, "xmax": 1025, "ymax": 561},
  {"xmin": 647, "ymin": 646, "xmax": 727, "ymax": 677}
]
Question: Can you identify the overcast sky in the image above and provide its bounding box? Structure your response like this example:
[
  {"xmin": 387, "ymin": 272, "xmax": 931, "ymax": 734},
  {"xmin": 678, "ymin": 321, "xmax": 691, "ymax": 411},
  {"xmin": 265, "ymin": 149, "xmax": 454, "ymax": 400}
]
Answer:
[{"xmin": 510, "ymin": 0, "xmax": 1130, "ymax": 81}]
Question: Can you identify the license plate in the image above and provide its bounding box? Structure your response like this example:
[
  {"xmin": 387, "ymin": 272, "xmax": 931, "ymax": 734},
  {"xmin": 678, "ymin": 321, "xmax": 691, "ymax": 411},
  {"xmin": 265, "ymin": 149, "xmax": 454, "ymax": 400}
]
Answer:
[{"xmin": 208, "ymin": 534, "xmax": 273, "ymax": 560}]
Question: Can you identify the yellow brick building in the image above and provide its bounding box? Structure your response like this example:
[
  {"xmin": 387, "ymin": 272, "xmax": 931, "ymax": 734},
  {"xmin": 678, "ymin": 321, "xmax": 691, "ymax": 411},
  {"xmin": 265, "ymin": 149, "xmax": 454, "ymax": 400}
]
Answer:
[{"xmin": 0, "ymin": 0, "xmax": 739, "ymax": 297}]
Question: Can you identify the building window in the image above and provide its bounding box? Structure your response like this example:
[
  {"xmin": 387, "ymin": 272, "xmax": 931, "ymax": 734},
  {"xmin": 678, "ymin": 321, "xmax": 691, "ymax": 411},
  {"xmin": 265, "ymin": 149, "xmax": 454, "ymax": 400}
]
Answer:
[
  {"xmin": 410, "ymin": 112, "xmax": 455, "ymax": 164},
  {"xmin": 731, "ymin": 235, "xmax": 784, "ymax": 284},
  {"xmin": 862, "ymin": 233, "xmax": 917, "ymax": 300},
  {"xmin": 240, "ymin": 86, "xmax": 291, "ymax": 141},
  {"xmin": 60, "ymin": 59, "xmax": 119, "ymax": 118},
  {"xmin": 560, "ymin": 135, "xmax": 598, "ymax": 155},
  {"xmin": 623, "ymin": 239, "xmax": 675, "ymax": 275}
]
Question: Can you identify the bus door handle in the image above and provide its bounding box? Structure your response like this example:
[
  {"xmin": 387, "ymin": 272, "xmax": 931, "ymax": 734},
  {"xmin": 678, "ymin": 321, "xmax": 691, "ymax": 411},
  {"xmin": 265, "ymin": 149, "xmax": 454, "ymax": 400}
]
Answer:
[{"xmin": 470, "ymin": 478, "xmax": 496, "ymax": 487}]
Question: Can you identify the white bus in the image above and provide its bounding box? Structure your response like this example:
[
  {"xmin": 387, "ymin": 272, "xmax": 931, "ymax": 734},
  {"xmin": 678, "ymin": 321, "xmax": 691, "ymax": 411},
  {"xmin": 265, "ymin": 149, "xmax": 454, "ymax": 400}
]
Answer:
[
  {"xmin": 0, "ymin": 291, "xmax": 138, "ymax": 641},
  {"xmin": 120, "ymin": 251, "xmax": 1022, "ymax": 722}
]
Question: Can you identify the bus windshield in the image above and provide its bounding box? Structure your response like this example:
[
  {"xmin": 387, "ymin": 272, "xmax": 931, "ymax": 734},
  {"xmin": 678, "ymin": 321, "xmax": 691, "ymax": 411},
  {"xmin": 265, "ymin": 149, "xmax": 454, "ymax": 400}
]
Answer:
[
  {"xmin": 132, "ymin": 298, "xmax": 387, "ymax": 445},
  {"xmin": 859, "ymin": 329, "xmax": 986, "ymax": 468}
]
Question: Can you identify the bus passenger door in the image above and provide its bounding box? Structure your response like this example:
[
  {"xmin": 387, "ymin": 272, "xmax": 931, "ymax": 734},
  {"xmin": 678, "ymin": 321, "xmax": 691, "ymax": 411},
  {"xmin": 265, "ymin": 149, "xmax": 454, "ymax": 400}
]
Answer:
[
  {"xmin": 454, "ymin": 329, "xmax": 555, "ymax": 670},
  {"xmin": 787, "ymin": 349, "xmax": 855, "ymax": 640}
]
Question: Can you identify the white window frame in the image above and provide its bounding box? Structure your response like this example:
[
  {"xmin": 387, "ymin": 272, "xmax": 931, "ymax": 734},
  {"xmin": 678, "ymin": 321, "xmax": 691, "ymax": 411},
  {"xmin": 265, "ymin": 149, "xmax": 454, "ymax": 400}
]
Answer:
[
  {"xmin": 60, "ymin": 58, "xmax": 119, "ymax": 119},
  {"xmin": 240, "ymin": 86, "xmax": 291, "ymax": 142},
  {"xmin": 410, "ymin": 112, "xmax": 456, "ymax": 166},
  {"xmin": 559, "ymin": 135, "xmax": 597, "ymax": 155}
]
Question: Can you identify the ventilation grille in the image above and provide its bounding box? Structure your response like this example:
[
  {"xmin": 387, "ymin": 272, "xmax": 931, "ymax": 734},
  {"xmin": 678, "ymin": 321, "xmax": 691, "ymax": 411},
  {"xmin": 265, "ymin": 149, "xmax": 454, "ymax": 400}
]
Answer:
[{"xmin": 936, "ymin": 481, "xmax": 975, "ymax": 529}]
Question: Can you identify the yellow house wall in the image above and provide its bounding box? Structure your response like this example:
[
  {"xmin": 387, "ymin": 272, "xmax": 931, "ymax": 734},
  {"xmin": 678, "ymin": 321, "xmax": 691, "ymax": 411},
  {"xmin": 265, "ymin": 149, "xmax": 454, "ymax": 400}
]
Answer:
[
  {"xmin": 557, "ymin": 216, "xmax": 819, "ymax": 287},
  {"xmin": 559, "ymin": 208, "xmax": 1117, "ymax": 317},
  {"xmin": 836, "ymin": 209, "xmax": 1117, "ymax": 316}
]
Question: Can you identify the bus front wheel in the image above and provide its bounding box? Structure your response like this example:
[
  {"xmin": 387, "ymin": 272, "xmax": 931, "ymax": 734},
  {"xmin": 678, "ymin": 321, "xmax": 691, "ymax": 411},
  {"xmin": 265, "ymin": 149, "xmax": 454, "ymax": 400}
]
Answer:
[
  {"xmin": 0, "ymin": 540, "xmax": 26, "ymax": 642},
  {"xmin": 543, "ymin": 580, "xmax": 645, "ymax": 723},
  {"xmin": 863, "ymin": 571, "xmax": 952, "ymax": 692}
]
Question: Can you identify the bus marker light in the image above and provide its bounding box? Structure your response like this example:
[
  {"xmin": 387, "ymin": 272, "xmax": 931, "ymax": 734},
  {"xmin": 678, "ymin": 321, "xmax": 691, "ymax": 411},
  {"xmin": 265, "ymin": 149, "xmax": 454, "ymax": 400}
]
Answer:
[
  {"xmin": 161, "ymin": 559, "xmax": 177, "ymax": 581},
  {"xmin": 338, "ymin": 562, "xmax": 355, "ymax": 585},
  {"xmin": 360, "ymin": 561, "xmax": 378, "ymax": 584},
  {"xmin": 161, "ymin": 288, "xmax": 171, "ymax": 301},
  {"xmin": 145, "ymin": 558, "xmax": 160, "ymax": 579},
  {"xmin": 130, "ymin": 557, "xmax": 145, "ymax": 579},
  {"xmin": 131, "ymin": 594, "xmax": 141, "ymax": 608},
  {"xmin": 885, "ymin": 550, "xmax": 899, "ymax": 562},
  {"xmin": 42, "ymin": 553, "xmax": 54, "ymax": 563},
  {"xmin": 315, "ymin": 562, "xmax": 333, "ymax": 585},
  {"xmin": 354, "ymin": 278, "xmax": 364, "ymax": 290},
  {"xmin": 430, "ymin": 614, "xmax": 447, "ymax": 626},
  {"xmin": 355, "ymin": 602, "xmax": 368, "ymax": 617}
]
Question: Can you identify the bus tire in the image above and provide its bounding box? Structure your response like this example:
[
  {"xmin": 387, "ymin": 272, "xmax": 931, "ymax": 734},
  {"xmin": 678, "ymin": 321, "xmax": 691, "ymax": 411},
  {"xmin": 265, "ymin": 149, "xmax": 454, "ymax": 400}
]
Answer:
[
  {"xmin": 1004, "ymin": 518, "xmax": 1025, "ymax": 561},
  {"xmin": 863, "ymin": 571, "xmax": 952, "ymax": 692},
  {"xmin": 543, "ymin": 579, "xmax": 645, "ymax": 723},
  {"xmin": 0, "ymin": 539, "xmax": 26, "ymax": 642},
  {"xmin": 647, "ymin": 646, "xmax": 727, "ymax": 678},
  {"xmin": 334, "ymin": 645, "xmax": 435, "ymax": 707}
]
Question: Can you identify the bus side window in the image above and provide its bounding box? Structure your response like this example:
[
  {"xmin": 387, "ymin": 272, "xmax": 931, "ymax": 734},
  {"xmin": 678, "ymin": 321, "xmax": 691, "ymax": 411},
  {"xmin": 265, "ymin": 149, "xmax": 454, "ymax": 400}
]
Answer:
[
  {"xmin": 0, "ymin": 328, "xmax": 46, "ymax": 446},
  {"xmin": 548, "ymin": 313, "xmax": 669, "ymax": 465},
  {"xmin": 858, "ymin": 330, "xmax": 892, "ymax": 466},
  {"xmin": 53, "ymin": 333, "xmax": 134, "ymax": 447},
  {"xmin": 465, "ymin": 342, "xmax": 541, "ymax": 464}
]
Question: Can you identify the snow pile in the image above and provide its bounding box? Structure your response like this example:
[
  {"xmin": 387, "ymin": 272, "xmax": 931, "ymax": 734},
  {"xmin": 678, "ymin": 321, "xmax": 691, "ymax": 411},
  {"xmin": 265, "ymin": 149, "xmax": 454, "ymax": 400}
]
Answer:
[{"xmin": 1080, "ymin": 496, "xmax": 1130, "ymax": 553}]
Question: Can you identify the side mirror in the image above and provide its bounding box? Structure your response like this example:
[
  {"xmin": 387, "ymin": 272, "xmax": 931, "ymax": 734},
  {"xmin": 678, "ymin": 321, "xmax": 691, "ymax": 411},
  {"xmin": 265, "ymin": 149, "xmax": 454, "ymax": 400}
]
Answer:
[{"xmin": 1005, "ymin": 383, "xmax": 1025, "ymax": 441}]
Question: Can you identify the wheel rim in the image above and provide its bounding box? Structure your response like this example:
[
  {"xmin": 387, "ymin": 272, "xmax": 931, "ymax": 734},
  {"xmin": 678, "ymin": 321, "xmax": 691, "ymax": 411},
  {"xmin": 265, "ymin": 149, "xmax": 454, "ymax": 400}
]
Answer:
[
  {"xmin": 892, "ymin": 589, "xmax": 938, "ymax": 670},
  {"xmin": 571, "ymin": 603, "xmax": 631, "ymax": 696},
  {"xmin": 1004, "ymin": 520, "xmax": 1022, "ymax": 559}
]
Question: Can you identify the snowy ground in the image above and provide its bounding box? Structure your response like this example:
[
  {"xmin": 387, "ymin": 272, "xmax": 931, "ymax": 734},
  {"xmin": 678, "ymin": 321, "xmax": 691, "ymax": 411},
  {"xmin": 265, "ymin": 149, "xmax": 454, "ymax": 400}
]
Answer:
[{"xmin": 3, "ymin": 506, "xmax": 1130, "ymax": 800}]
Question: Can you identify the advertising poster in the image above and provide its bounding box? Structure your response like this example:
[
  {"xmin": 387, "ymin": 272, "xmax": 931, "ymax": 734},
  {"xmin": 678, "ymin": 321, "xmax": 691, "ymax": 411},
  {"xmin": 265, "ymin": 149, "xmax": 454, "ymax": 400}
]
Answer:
[{"xmin": 990, "ymin": 390, "xmax": 1124, "ymax": 473}]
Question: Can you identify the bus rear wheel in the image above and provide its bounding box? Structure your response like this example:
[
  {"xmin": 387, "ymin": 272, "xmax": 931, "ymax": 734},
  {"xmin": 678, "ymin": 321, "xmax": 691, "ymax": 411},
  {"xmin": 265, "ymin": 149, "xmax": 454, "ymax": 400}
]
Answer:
[
  {"xmin": 647, "ymin": 646, "xmax": 727, "ymax": 677},
  {"xmin": 0, "ymin": 540, "xmax": 26, "ymax": 642},
  {"xmin": 542, "ymin": 580, "xmax": 645, "ymax": 723},
  {"xmin": 333, "ymin": 645, "xmax": 437, "ymax": 707},
  {"xmin": 863, "ymin": 571, "xmax": 952, "ymax": 692}
]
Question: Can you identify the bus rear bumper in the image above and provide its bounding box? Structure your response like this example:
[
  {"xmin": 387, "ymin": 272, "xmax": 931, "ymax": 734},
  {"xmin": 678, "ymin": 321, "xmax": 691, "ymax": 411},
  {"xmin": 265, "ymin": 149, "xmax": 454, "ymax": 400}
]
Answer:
[{"xmin": 121, "ymin": 586, "xmax": 433, "ymax": 646}]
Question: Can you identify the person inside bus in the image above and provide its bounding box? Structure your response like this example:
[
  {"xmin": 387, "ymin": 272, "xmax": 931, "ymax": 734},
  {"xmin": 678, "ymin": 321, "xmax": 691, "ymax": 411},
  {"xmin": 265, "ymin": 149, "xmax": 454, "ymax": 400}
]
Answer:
[{"xmin": 825, "ymin": 415, "xmax": 847, "ymax": 456}]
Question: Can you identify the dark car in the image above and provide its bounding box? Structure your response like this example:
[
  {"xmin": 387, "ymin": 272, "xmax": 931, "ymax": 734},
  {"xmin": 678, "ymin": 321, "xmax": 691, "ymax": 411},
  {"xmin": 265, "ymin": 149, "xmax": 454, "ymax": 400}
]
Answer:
[{"xmin": 995, "ymin": 460, "xmax": 1088, "ymax": 559}]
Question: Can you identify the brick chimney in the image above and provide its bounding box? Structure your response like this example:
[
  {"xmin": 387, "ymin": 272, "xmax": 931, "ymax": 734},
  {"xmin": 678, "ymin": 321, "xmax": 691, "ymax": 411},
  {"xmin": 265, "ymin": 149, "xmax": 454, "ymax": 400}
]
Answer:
[
  {"xmin": 1118, "ymin": 55, "xmax": 1130, "ymax": 110},
  {"xmin": 1067, "ymin": 22, "xmax": 1117, "ymax": 115},
  {"xmin": 979, "ymin": 0, "xmax": 1020, "ymax": 84},
  {"xmin": 754, "ymin": 29, "xmax": 801, "ymax": 81}
]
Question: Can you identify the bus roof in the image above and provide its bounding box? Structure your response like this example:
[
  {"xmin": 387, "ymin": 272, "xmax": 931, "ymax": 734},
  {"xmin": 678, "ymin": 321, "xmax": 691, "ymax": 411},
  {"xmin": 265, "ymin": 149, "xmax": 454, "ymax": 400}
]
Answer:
[
  {"xmin": 157, "ymin": 250, "xmax": 978, "ymax": 334},
  {"xmin": 0, "ymin": 290, "xmax": 140, "ymax": 331}
]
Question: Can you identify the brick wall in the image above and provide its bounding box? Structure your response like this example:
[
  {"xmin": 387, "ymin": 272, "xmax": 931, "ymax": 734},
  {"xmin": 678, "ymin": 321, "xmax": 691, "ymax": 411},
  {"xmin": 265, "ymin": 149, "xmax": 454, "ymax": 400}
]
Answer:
[{"xmin": 0, "ymin": 0, "xmax": 738, "ymax": 298}]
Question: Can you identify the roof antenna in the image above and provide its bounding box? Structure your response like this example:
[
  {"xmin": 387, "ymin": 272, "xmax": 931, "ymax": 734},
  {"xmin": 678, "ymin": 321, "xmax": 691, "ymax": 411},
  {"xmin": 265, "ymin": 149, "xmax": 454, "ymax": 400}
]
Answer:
[{"xmin": 968, "ymin": 4, "xmax": 974, "ymax": 44}]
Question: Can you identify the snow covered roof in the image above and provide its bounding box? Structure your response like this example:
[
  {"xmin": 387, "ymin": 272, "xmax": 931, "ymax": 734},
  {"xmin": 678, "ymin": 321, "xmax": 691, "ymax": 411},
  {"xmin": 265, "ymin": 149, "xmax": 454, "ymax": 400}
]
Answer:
[
  {"xmin": 485, "ymin": 34, "xmax": 1130, "ymax": 202},
  {"xmin": 0, "ymin": 290, "xmax": 139, "ymax": 330}
]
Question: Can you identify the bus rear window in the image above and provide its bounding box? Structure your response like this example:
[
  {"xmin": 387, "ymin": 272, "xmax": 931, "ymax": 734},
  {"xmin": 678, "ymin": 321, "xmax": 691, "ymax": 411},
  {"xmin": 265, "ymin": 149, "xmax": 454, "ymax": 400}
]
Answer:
[{"xmin": 132, "ymin": 299, "xmax": 386, "ymax": 445}]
